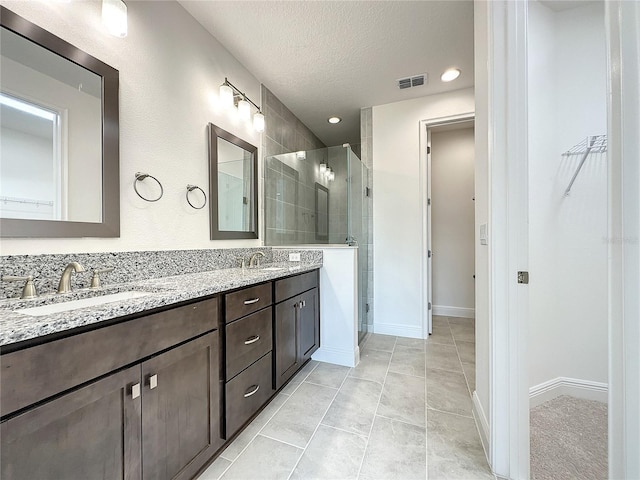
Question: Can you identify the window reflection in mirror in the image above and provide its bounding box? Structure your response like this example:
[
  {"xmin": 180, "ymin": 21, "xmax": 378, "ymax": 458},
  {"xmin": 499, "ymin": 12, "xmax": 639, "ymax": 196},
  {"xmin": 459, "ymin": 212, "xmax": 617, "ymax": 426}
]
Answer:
[
  {"xmin": 217, "ymin": 137, "xmax": 253, "ymax": 232},
  {"xmin": 0, "ymin": 25, "xmax": 103, "ymax": 223},
  {"xmin": 208, "ymin": 124, "xmax": 258, "ymax": 240}
]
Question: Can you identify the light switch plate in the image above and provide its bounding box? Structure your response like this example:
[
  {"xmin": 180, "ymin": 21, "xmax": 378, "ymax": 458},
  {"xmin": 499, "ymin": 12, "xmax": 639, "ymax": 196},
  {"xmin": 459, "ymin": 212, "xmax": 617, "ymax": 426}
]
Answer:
[{"xmin": 289, "ymin": 252, "xmax": 301, "ymax": 262}]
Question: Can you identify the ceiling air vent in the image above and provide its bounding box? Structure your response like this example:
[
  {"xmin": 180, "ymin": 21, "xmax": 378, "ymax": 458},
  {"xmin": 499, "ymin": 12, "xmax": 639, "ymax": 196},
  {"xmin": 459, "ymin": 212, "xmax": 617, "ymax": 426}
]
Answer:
[{"xmin": 397, "ymin": 74, "xmax": 427, "ymax": 90}]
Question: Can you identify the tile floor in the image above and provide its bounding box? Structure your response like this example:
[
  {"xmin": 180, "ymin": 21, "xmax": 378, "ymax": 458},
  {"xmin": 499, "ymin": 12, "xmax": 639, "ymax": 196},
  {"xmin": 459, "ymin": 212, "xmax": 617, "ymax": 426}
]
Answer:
[{"xmin": 198, "ymin": 316, "xmax": 493, "ymax": 480}]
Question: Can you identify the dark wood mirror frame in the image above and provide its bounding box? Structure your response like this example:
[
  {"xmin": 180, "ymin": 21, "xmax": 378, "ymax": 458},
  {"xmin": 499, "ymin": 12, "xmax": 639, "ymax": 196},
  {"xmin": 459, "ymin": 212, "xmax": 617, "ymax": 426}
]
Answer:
[
  {"xmin": 0, "ymin": 6, "xmax": 120, "ymax": 238},
  {"xmin": 208, "ymin": 123, "xmax": 258, "ymax": 240}
]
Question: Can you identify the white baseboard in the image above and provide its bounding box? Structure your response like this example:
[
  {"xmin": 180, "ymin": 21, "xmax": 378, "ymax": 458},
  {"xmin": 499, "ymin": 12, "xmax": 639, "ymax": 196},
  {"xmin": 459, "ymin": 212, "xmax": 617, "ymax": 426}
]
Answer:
[
  {"xmin": 472, "ymin": 391, "xmax": 491, "ymax": 467},
  {"xmin": 373, "ymin": 322, "xmax": 424, "ymax": 339},
  {"xmin": 432, "ymin": 305, "xmax": 476, "ymax": 318},
  {"xmin": 312, "ymin": 345, "xmax": 358, "ymax": 368},
  {"xmin": 529, "ymin": 377, "xmax": 608, "ymax": 408}
]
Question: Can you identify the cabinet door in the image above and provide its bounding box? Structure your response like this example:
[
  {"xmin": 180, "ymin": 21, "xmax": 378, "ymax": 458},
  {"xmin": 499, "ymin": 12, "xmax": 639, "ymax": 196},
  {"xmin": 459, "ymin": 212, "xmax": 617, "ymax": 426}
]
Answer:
[
  {"xmin": 274, "ymin": 296, "xmax": 300, "ymax": 390},
  {"xmin": 141, "ymin": 332, "xmax": 222, "ymax": 480},
  {"xmin": 1, "ymin": 365, "xmax": 141, "ymax": 480},
  {"xmin": 299, "ymin": 287, "xmax": 320, "ymax": 363}
]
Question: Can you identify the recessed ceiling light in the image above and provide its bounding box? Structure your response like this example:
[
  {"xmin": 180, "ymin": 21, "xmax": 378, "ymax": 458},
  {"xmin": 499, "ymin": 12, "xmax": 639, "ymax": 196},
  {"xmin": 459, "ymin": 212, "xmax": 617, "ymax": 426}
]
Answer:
[
  {"xmin": 441, "ymin": 68, "xmax": 461, "ymax": 82},
  {"xmin": 328, "ymin": 116, "xmax": 342, "ymax": 124}
]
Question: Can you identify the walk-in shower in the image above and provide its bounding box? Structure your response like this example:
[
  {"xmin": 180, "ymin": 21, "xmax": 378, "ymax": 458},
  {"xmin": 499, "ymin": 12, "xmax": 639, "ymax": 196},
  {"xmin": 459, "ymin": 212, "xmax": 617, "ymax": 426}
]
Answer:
[{"xmin": 264, "ymin": 145, "xmax": 370, "ymax": 342}]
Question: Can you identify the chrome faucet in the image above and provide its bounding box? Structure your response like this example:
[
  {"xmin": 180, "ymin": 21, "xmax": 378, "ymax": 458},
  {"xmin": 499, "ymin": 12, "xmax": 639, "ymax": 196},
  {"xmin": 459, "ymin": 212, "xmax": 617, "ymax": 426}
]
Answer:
[
  {"xmin": 249, "ymin": 251, "xmax": 265, "ymax": 268},
  {"xmin": 57, "ymin": 262, "xmax": 85, "ymax": 294}
]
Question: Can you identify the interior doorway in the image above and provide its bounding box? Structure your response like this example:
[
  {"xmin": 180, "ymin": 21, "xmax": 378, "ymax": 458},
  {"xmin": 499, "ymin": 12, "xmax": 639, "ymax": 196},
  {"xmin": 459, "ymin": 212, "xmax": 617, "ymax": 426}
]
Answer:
[{"xmin": 420, "ymin": 114, "xmax": 476, "ymax": 337}]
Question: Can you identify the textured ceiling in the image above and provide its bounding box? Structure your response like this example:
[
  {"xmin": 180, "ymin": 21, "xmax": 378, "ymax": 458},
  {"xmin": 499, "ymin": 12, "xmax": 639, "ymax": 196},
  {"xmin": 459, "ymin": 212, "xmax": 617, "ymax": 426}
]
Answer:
[{"xmin": 179, "ymin": 1, "xmax": 474, "ymax": 147}]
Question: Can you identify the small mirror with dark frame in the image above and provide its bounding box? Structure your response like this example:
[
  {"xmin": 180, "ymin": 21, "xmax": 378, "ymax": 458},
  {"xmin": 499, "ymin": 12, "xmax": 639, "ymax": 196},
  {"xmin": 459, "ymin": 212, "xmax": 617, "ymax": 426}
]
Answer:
[
  {"xmin": 0, "ymin": 7, "xmax": 120, "ymax": 238},
  {"xmin": 208, "ymin": 123, "xmax": 258, "ymax": 240}
]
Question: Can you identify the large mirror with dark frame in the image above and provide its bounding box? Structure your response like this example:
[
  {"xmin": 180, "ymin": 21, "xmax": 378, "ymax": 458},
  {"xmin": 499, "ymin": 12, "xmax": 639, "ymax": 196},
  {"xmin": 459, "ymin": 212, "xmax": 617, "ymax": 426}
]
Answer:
[
  {"xmin": 0, "ymin": 6, "xmax": 120, "ymax": 238},
  {"xmin": 208, "ymin": 123, "xmax": 258, "ymax": 240}
]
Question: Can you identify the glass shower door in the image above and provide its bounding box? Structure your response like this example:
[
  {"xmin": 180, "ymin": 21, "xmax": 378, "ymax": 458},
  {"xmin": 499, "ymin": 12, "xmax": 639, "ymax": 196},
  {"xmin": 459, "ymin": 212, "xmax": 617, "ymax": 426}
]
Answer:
[{"xmin": 347, "ymin": 148, "xmax": 369, "ymax": 343}]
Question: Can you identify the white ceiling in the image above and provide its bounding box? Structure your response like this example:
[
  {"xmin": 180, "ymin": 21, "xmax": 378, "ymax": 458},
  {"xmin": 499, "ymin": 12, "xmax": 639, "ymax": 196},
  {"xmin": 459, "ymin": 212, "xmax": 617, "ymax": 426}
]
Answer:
[{"xmin": 179, "ymin": 1, "xmax": 474, "ymax": 147}]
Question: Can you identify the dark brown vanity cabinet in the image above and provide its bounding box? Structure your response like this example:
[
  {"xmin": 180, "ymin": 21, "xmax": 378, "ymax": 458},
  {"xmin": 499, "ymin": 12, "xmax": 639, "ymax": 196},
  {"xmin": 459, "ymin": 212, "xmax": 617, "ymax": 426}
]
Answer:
[
  {"xmin": 141, "ymin": 333, "xmax": 223, "ymax": 480},
  {"xmin": 223, "ymin": 284, "xmax": 275, "ymax": 438},
  {"xmin": 1, "ymin": 364, "xmax": 142, "ymax": 480},
  {"xmin": 0, "ymin": 299, "xmax": 223, "ymax": 480},
  {"xmin": 274, "ymin": 271, "xmax": 320, "ymax": 390}
]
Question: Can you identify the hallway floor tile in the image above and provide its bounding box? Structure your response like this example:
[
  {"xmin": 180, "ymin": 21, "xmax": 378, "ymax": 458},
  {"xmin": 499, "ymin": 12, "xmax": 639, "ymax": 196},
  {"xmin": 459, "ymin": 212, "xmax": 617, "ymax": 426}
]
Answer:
[{"xmin": 198, "ymin": 316, "xmax": 494, "ymax": 480}]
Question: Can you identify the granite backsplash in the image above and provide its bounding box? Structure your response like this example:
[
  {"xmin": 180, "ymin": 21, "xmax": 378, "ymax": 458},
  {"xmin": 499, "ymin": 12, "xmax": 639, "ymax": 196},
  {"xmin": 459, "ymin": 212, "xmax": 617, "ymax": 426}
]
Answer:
[{"xmin": 1, "ymin": 247, "xmax": 322, "ymax": 299}]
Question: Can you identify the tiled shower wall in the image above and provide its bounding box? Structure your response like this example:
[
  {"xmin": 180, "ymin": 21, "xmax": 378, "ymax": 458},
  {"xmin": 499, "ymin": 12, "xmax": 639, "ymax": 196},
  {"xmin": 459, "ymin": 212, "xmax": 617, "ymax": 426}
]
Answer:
[
  {"xmin": 261, "ymin": 86, "xmax": 326, "ymax": 245},
  {"xmin": 361, "ymin": 107, "xmax": 374, "ymax": 330}
]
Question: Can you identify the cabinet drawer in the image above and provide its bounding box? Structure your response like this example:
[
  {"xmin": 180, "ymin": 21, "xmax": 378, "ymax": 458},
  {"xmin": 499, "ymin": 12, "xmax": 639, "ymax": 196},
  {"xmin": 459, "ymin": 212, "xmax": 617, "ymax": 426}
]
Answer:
[
  {"xmin": 225, "ymin": 352, "xmax": 274, "ymax": 437},
  {"xmin": 1, "ymin": 297, "xmax": 219, "ymax": 418},
  {"xmin": 275, "ymin": 270, "xmax": 318, "ymax": 303},
  {"xmin": 226, "ymin": 308, "xmax": 273, "ymax": 380},
  {"xmin": 225, "ymin": 283, "xmax": 272, "ymax": 323}
]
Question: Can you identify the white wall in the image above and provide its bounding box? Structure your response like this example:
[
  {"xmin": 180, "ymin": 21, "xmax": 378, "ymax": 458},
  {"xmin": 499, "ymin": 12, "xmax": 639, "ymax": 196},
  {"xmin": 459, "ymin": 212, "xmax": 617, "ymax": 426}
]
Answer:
[
  {"xmin": 371, "ymin": 88, "xmax": 474, "ymax": 338},
  {"xmin": 0, "ymin": 0, "xmax": 262, "ymax": 254},
  {"xmin": 528, "ymin": 1, "xmax": 608, "ymax": 392},
  {"xmin": 431, "ymin": 127, "xmax": 475, "ymax": 316}
]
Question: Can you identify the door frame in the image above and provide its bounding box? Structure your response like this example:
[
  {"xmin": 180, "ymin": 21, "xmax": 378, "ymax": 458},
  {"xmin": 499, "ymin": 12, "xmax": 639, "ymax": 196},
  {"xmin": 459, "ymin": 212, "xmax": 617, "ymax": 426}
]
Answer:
[
  {"xmin": 419, "ymin": 112, "xmax": 475, "ymax": 338},
  {"xmin": 606, "ymin": 1, "xmax": 640, "ymax": 478}
]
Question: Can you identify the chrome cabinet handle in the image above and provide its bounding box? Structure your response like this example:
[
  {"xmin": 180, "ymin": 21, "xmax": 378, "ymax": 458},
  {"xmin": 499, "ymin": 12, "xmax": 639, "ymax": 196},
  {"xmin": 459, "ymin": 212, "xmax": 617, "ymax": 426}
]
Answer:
[
  {"xmin": 298, "ymin": 300, "xmax": 306, "ymax": 309},
  {"xmin": 244, "ymin": 385, "xmax": 260, "ymax": 398},
  {"xmin": 244, "ymin": 335, "xmax": 260, "ymax": 345},
  {"xmin": 131, "ymin": 383, "xmax": 141, "ymax": 399},
  {"xmin": 149, "ymin": 374, "xmax": 158, "ymax": 390},
  {"xmin": 243, "ymin": 297, "xmax": 260, "ymax": 305}
]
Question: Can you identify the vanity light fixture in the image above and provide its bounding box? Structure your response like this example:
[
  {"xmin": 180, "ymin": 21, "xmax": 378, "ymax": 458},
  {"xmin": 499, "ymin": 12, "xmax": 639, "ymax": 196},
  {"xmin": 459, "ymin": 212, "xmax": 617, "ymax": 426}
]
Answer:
[
  {"xmin": 440, "ymin": 68, "xmax": 461, "ymax": 82},
  {"xmin": 328, "ymin": 116, "xmax": 342, "ymax": 124},
  {"xmin": 220, "ymin": 77, "xmax": 264, "ymax": 132},
  {"xmin": 328, "ymin": 170, "xmax": 335, "ymax": 182},
  {"xmin": 319, "ymin": 162, "xmax": 327, "ymax": 174},
  {"xmin": 102, "ymin": 0, "xmax": 128, "ymax": 38},
  {"xmin": 296, "ymin": 151, "xmax": 306, "ymax": 160}
]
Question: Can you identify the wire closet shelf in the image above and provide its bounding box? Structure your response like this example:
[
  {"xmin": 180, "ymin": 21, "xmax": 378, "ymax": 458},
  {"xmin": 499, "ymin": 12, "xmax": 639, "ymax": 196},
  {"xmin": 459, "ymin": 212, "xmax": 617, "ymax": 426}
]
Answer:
[{"xmin": 562, "ymin": 134, "xmax": 607, "ymax": 196}]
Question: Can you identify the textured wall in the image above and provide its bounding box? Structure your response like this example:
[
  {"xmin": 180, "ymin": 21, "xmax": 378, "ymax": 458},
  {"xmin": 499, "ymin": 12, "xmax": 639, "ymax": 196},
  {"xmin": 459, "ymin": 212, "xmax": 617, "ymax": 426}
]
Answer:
[
  {"xmin": 528, "ymin": 0, "xmax": 608, "ymax": 388},
  {"xmin": 0, "ymin": 0, "xmax": 262, "ymax": 255},
  {"xmin": 372, "ymin": 88, "xmax": 475, "ymax": 338}
]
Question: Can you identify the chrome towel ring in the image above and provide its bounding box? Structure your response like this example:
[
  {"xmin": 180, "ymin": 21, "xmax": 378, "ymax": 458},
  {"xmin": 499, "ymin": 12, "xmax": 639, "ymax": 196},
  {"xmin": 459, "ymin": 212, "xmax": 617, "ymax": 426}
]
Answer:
[
  {"xmin": 134, "ymin": 172, "xmax": 163, "ymax": 202},
  {"xmin": 186, "ymin": 184, "xmax": 207, "ymax": 210}
]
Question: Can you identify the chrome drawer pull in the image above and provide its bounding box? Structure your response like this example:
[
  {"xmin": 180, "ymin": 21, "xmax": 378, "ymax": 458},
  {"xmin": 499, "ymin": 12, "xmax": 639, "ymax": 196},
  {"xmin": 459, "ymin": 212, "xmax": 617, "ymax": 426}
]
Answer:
[
  {"xmin": 244, "ymin": 385, "xmax": 260, "ymax": 398},
  {"xmin": 243, "ymin": 297, "xmax": 260, "ymax": 305},
  {"xmin": 244, "ymin": 335, "xmax": 260, "ymax": 345},
  {"xmin": 149, "ymin": 374, "xmax": 158, "ymax": 390},
  {"xmin": 131, "ymin": 383, "xmax": 141, "ymax": 399}
]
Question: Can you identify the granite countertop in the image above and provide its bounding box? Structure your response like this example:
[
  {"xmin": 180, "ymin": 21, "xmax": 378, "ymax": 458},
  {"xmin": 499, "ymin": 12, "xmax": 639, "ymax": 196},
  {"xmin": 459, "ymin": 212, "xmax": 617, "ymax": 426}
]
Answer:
[{"xmin": 0, "ymin": 261, "xmax": 321, "ymax": 348}]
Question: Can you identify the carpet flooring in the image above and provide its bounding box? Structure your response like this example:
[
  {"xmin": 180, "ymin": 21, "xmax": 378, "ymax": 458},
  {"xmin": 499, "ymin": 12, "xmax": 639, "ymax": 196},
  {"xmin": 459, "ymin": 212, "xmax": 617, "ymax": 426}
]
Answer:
[{"xmin": 530, "ymin": 395, "xmax": 607, "ymax": 480}]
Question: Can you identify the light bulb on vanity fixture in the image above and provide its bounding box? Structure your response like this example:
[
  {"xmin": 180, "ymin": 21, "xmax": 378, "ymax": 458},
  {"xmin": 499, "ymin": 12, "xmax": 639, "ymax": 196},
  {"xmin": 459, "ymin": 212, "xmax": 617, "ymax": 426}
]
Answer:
[
  {"xmin": 319, "ymin": 163, "xmax": 327, "ymax": 174},
  {"xmin": 219, "ymin": 82, "xmax": 234, "ymax": 109},
  {"xmin": 219, "ymin": 77, "xmax": 264, "ymax": 132},
  {"xmin": 237, "ymin": 97, "xmax": 251, "ymax": 121},
  {"xmin": 102, "ymin": 0, "xmax": 128, "ymax": 38},
  {"xmin": 253, "ymin": 111, "xmax": 265, "ymax": 132}
]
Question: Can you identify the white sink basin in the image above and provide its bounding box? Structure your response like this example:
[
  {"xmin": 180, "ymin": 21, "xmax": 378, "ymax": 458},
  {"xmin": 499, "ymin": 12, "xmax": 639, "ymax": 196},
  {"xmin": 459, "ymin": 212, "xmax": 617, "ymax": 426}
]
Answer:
[{"xmin": 16, "ymin": 291, "xmax": 151, "ymax": 317}]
